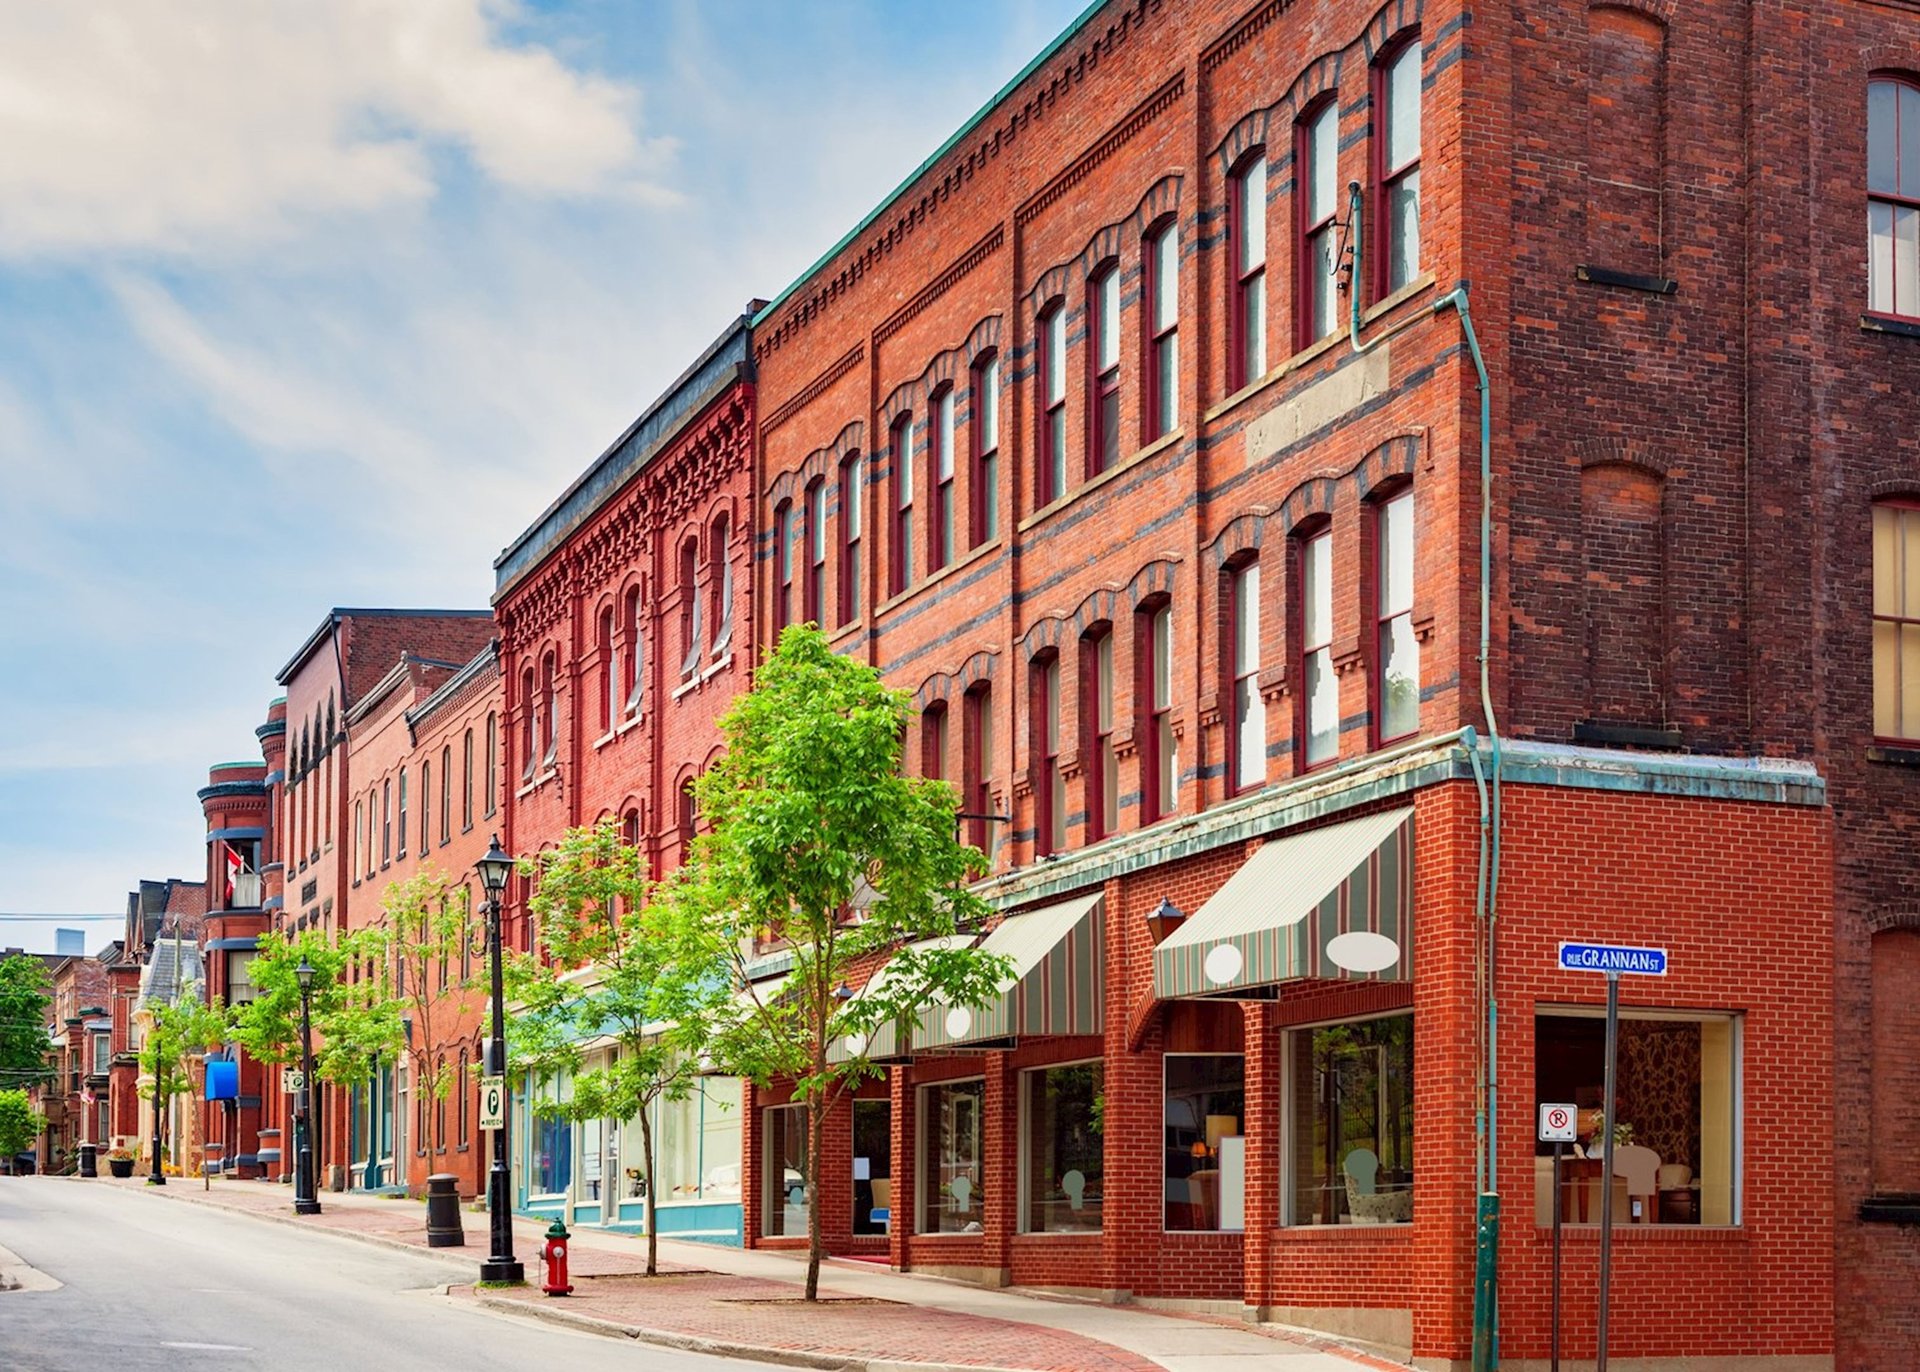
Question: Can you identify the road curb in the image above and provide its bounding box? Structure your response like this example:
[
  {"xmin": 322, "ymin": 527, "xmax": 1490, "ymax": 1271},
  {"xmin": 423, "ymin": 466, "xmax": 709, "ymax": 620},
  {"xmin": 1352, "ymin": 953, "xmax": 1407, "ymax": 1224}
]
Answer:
[{"xmin": 468, "ymin": 1292, "xmax": 1045, "ymax": 1372}]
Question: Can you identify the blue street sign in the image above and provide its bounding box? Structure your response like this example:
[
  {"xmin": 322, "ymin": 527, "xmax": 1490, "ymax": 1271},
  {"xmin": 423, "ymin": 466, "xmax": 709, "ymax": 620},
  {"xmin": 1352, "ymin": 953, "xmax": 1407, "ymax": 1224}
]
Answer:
[{"xmin": 1558, "ymin": 942, "xmax": 1667, "ymax": 976}]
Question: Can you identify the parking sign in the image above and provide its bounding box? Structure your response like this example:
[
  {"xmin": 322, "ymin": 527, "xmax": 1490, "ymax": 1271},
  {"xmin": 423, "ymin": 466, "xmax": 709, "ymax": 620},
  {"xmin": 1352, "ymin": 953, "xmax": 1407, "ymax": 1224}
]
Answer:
[
  {"xmin": 479, "ymin": 1075, "xmax": 505, "ymax": 1131},
  {"xmin": 1538, "ymin": 1102, "xmax": 1578, "ymax": 1143}
]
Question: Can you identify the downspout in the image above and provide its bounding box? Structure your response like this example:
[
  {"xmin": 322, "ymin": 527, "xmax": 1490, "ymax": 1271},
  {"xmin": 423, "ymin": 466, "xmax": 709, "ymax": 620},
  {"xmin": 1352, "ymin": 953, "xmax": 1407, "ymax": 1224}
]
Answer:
[{"xmin": 1348, "ymin": 185, "xmax": 1505, "ymax": 1362}]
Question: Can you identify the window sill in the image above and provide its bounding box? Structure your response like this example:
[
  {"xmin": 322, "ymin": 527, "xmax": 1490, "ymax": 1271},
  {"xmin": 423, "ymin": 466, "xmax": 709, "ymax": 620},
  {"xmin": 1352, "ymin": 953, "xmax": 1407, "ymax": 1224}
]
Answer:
[
  {"xmin": 672, "ymin": 675, "xmax": 699, "ymax": 702},
  {"xmin": 616, "ymin": 711, "xmax": 644, "ymax": 737},
  {"xmin": 1532, "ymin": 1224, "xmax": 1746, "ymax": 1241},
  {"xmin": 1861, "ymin": 313, "xmax": 1920, "ymax": 339},
  {"xmin": 702, "ymin": 652, "xmax": 735, "ymax": 682},
  {"xmin": 1017, "ymin": 431, "xmax": 1184, "ymax": 536},
  {"xmin": 874, "ymin": 538, "xmax": 1002, "ymax": 618},
  {"xmin": 1274, "ymin": 1223, "xmax": 1412, "ymax": 1239},
  {"xmin": 514, "ymin": 769, "xmax": 557, "ymax": 800},
  {"xmin": 1867, "ymin": 742, "xmax": 1920, "ymax": 767}
]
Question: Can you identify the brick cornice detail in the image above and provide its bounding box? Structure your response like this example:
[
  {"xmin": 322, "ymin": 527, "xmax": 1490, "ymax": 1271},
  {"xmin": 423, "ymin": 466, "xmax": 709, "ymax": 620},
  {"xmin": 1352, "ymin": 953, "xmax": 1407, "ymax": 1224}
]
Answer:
[
  {"xmin": 763, "ymin": 345, "xmax": 864, "ymax": 438},
  {"xmin": 1017, "ymin": 73, "xmax": 1186, "ymax": 230}
]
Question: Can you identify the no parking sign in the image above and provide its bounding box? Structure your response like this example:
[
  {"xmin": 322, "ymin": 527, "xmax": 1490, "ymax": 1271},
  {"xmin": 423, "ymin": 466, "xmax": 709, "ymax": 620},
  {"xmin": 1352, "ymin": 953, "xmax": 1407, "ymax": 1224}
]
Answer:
[{"xmin": 1538, "ymin": 1102, "xmax": 1577, "ymax": 1143}]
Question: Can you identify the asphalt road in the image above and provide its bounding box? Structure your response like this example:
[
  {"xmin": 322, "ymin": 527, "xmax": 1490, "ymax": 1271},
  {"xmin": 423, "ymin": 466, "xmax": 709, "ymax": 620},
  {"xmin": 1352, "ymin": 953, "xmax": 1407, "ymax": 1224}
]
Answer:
[{"xmin": 0, "ymin": 1177, "xmax": 777, "ymax": 1371}]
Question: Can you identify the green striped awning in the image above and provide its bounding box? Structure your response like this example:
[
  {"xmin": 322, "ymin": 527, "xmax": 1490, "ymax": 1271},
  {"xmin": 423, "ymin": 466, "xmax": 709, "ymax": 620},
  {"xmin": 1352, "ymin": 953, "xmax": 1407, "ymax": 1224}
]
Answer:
[
  {"xmin": 826, "ymin": 935, "xmax": 973, "ymax": 1065},
  {"xmin": 910, "ymin": 893, "xmax": 1105, "ymax": 1052},
  {"xmin": 1153, "ymin": 808, "xmax": 1413, "ymax": 1000}
]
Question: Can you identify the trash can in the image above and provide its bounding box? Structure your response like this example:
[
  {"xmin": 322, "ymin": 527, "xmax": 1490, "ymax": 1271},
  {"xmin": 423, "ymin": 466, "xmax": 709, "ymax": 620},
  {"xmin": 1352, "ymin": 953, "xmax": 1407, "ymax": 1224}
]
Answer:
[
  {"xmin": 426, "ymin": 1173, "xmax": 465, "ymax": 1248},
  {"xmin": 77, "ymin": 1143, "xmax": 98, "ymax": 1178}
]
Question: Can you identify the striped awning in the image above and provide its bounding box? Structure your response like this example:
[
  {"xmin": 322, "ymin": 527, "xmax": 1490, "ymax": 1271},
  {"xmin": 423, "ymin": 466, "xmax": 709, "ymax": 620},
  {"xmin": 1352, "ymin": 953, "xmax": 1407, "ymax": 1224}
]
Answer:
[
  {"xmin": 911, "ymin": 893, "xmax": 1104, "ymax": 1052},
  {"xmin": 1153, "ymin": 808, "xmax": 1413, "ymax": 1000},
  {"xmin": 826, "ymin": 935, "xmax": 974, "ymax": 1065}
]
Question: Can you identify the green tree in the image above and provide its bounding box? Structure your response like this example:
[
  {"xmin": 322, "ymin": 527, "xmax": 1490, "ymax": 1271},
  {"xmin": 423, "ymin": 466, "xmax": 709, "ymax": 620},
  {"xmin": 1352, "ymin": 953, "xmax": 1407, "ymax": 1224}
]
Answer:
[
  {"xmin": 137, "ymin": 982, "xmax": 230, "ymax": 1185},
  {"xmin": 508, "ymin": 819, "xmax": 724, "ymax": 1276},
  {"xmin": 677, "ymin": 625, "xmax": 1011, "ymax": 1299},
  {"xmin": 0, "ymin": 1088, "xmax": 45, "ymax": 1167},
  {"xmin": 385, "ymin": 868, "xmax": 474, "ymax": 1148},
  {"xmin": 0, "ymin": 956, "xmax": 53, "ymax": 1090}
]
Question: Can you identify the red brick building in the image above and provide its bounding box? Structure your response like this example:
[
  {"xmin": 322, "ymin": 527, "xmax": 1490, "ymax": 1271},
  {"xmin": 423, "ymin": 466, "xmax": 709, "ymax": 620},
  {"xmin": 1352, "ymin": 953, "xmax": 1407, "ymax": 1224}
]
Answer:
[
  {"xmin": 273, "ymin": 610, "xmax": 495, "ymax": 1188},
  {"xmin": 195, "ymin": 759, "xmax": 273, "ymax": 1178},
  {"xmin": 720, "ymin": 1, "xmax": 1915, "ymax": 1367},
  {"xmin": 493, "ymin": 312, "xmax": 757, "ymax": 1236},
  {"xmin": 342, "ymin": 643, "xmax": 499, "ymax": 1197}
]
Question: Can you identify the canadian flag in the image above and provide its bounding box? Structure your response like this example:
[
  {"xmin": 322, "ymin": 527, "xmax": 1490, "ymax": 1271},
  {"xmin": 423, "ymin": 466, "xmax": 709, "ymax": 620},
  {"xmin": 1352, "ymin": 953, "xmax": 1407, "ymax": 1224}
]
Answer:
[{"xmin": 224, "ymin": 842, "xmax": 243, "ymax": 902}]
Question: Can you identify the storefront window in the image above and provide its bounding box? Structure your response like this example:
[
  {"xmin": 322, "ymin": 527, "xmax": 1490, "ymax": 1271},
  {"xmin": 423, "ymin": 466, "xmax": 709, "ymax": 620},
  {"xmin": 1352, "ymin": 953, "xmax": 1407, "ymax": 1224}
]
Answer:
[
  {"xmin": 654, "ymin": 1076, "xmax": 743, "ymax": 1204},
  {"xmin": 1022, "ymin": 1060, "xmax": 1103, "ymax": 1233},
  {"xmin": 919, "ymin": 1078, "xmax": 985, "ymax": 1233},
  {"xmin": 1164, "ymin": 1054, "xmax": 1245, "ymax": 1231},
  {"xmin": 853, "ymin": 1098, "xmax": 892, "ymax": 1235},
  {"xmin": 1533, "ymin": 1010, "xmax": 1738, "ymax": 1227},
  {"xmin": 1286, "ymin": 1014, "xmax": 1413, "ymax": 1225},
  {"xmin": 763, "ymin": 1104, "xmax": 808, "ymax": 1237},
  {"xmin": 530, "ymin": 1071, "xmax": 573, "ymax": 1197}
]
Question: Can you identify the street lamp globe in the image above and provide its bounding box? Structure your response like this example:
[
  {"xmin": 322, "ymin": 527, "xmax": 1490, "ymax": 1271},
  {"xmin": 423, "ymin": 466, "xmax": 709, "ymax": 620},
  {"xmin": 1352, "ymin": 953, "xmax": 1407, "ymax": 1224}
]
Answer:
[
  {"xmin": 295, "ymin": 958, "xmax": 315, "ymax": 993},
  {"xmin": 475, "ymin": 835, "xmax": 513, "ymax": 898}
]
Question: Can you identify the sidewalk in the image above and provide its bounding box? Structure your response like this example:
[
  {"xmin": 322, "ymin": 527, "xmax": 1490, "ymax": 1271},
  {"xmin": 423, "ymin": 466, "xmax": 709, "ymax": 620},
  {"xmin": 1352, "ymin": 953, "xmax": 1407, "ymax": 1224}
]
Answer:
[{"xmin": 94, "ymin": 1176, "xmax": 1407, "ymax": 1372}]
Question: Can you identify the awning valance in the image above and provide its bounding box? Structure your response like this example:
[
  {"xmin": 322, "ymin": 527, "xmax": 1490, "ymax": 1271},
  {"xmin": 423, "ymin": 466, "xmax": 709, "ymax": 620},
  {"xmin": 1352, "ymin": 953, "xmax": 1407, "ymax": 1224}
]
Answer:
[
  {"xmin": 911, "ymin": 892, "xmax": 1104, "ymax": 1052},
  {"xmin": 1153, "ymin": 807, "xmax": 1412, "ymax": 1001},
  {"xmin": 827, "ymin": 935, "xmax": 972, "ymax": 1065}
]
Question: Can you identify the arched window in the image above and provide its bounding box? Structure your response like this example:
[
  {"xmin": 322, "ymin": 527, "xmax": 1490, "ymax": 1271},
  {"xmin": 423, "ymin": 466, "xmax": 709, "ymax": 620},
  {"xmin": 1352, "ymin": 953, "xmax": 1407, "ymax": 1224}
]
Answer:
[
  {"xmin": 711, "ymin": 512, "xmax": 734, "ymax": 657},
  {"xmin": 970, "ymin": 353, "xmax": 1000, "ymax": 548},
  {"xmin": 484, "ymin": 712, "xmax": 498, "ymax": 816},
  {"xmin": 1087, "ymin": 262, "xmax": 1121, "ymax": 476},
  {"xmin": 1374, "ymin": 486, "xmax": 1419, "ymax": 743},
  {"xmin": 1031, "ymin": 651, "xmax": 1065, "ymax": 856},
  {"xmin": 1036, "ymin": 301, "xmax": 1067, "ymax": 506},
  {"xmin": 679, "ymin": 536, "xmax": 702, "ymax": 680},
  {"xmin": 462, "ymin": 728, "xmax": 474, "ymax": 830},
  {"xmin": 418, "ymin": 760, "xmax": 430, "ymax": 853},
  {"xmin": 1297, "ymin": 98, "xmax": 1342, "ymax": 347},
  {"xmin": 1137, "ymin": 599, "xmax": 1178, "ymax": 819},
  {"xmin": 922, "ymin": 701, "xmax": 950, "ymax": 780},
  {"xmin": 1870, "ymin": 76, "xmax": 1920, "ymax": 319},
  {"xmin": 397, "ymin": 768, "xmax": 409, "ymax": 857},
  {"xmin": 839, "ymin": 453, "xmax": 863, "ymax": 626},
  {"xmin": 457, "ymin": 1047, "xmax": 470, "ymax": 1147},
  {"xmin": 1296, "ymin": 524, "xmax": 1337, "ymax": 767},
  {"xmin": 1082, "ymin": 625, "xmax": 1117, "ymax": 839},
  {"xmin": 1228, "ymin": 152, "xmax": 1268, "ymax": 391},
  {"xmin": 1224, "ymin": 556, "xmax": 1265, "ymax": 792},
  {"xmin": 929, "ymin": 390, "xmax": 955, "ymax": 573},
  {"xmin": 381, "ymin": 779, "xmax": 393, "ymax": 865},
  {"xmin": 599, "ymin": 605, "xmax": 619, "ymax": 734},
  {"xmin": 678, "ymin": 778, "xmax": 698, "ymax": 865},
  {"xmin": 353, "ymin": 798, "xmax": 364, "ymax": 878},
  {"xmin": 1142, "ymin": 222, "xmax": 1178, "ymax": 441},
  {"xmin": 439, "ymin": 744, "xmax": 452, "ymax": 843},
  {"xmin": 805, "ymin": 477, "xmax": 827, "ymax": 625},
  {"xmin": 963, "ymin": 683, "xmax": 994, "ymax": 858},
  {"xmin": 623, "ymin": 586, "xmax": 644, "ymax": 715},
  {"xmin": 774, "ymin": 499, "xmax": 794, "ymax": 633},
  {"xmin": 519, "ymin": 668, "xmax": 536, "ymax": 781},
  {"xmin": 891, "ymin": 414, "xmax": 914, "ymax": 595},
  {"xmin": 1373, "ymin": 36, "xmax": 1422, "ymax": 296},
  {"xmin": 540, "ymin": 651, "xmax": 557, "ymax": 767}
]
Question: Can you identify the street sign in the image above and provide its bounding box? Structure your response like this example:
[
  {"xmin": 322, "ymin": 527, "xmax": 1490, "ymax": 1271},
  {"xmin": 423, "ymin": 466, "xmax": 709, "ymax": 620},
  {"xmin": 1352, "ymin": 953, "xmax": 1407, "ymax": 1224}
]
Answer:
[
  {"xmin": 1558, "ymin": 942, "xmax": 1667, "ymax": 976},
  {"xmin": 283, "ymin": 1068, "xmax": 305, "ymax": 1094},
  {"xmin": 479, "ymin": 1075, "xmax": 505, "ymax": 1131},
  {"xmin": 1538, "ymin": 1102, "xmax": 1578, "ymax": 1143}
]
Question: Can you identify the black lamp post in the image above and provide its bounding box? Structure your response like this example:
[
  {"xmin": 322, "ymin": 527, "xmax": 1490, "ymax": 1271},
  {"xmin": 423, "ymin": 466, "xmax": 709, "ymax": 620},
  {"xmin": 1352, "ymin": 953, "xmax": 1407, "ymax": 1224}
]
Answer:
[
  {"xmin": 475, "ymin": 835, "xmax": 524, "ymax": 1283},
  {"xmin": 293, "ymin": 958, "xmax": 321, "ymax": 1215},
  {"xmin": 147, "ymin": 1046, "xmax": 166, "ymax": 1187}
]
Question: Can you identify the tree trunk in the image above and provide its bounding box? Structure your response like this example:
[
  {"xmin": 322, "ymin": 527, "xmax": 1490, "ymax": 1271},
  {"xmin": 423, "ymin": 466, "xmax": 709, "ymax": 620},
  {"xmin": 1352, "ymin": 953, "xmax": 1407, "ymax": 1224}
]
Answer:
[
  {"xmin": 639, "ymin": 1099, "xmax": 658, "ymax": 1277},
  {"xmin": 805, "ymin": 1087, "xmax": 824, "ymax": 1301}
]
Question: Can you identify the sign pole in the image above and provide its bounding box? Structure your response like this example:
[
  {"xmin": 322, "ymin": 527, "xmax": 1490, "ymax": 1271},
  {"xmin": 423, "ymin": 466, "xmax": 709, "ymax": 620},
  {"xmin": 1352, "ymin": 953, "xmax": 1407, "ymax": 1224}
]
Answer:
[
  {"xmin": 1597, "ymin": 970, "xmax": 1620, "ymax": 1372},
  {"xmin": 1551, "ymin": 1138, "xmax": 1563, "ymax": 1372}
]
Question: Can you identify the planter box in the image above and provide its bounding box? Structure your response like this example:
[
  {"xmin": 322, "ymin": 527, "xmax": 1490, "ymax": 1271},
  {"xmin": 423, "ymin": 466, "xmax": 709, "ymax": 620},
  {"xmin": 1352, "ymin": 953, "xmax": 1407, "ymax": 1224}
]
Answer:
[{"xmin": 108, "ymin": 1159, "xmax": 134, "ymax": 1178}]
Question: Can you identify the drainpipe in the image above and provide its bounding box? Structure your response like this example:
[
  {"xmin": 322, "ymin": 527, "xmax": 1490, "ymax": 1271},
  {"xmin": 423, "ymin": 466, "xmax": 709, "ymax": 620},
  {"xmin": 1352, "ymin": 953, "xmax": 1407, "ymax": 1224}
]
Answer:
[{"xmin": 1348, "ymin": 184, "xmax": 1504, "ymax": 1369}]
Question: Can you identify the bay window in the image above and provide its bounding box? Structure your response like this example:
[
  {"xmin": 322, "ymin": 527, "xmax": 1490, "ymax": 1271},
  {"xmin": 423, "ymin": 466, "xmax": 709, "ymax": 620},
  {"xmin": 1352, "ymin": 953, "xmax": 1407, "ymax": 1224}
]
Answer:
[
  {"xmin": 1021, "ymin": 1061, "xmax": 1103, "ymax": 1233},
  {"xmin": 1230, "ymin": 152, "xmax": 1268, "ymax": 390},
  {"xmin": 1298, "ymin": 101, "xmax": 1343, "ymax": 347},
  {"xmin": 919, "ymin": 1078, "xmax": 985, "ymax": 1234},
  {"xmin": 1376, "ymin": 488, "xmax": 1419, "ymax": 742}
]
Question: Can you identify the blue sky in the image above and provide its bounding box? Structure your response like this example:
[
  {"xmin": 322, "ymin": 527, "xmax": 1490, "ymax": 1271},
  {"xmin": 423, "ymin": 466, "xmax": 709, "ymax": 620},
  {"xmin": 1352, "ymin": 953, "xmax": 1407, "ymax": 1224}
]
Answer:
[{"xmin": 0, "ymin": 0, "xmax": 1088, "ymax": 915}]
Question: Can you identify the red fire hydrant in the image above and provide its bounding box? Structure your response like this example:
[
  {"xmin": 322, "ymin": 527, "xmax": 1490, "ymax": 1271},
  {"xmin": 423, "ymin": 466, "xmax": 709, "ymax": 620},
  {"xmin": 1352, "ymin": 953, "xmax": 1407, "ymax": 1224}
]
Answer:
[{"xmin": 541, "ymin": 1218, "xmax": 573, "ymax": 1297}]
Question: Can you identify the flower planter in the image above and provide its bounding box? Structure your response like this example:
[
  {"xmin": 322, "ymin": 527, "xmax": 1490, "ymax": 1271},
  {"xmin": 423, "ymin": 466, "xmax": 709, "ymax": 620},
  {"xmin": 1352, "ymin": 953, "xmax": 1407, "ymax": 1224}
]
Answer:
[{"xmin": 108, "ymin": 1158, "xmax": 134, "ymax": 1179}]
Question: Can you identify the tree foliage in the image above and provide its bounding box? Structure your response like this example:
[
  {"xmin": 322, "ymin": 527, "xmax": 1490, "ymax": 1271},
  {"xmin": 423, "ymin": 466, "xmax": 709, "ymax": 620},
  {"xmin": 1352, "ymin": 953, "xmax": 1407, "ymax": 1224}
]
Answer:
[
  {"xmin": 676, "ymin": 625, "xmax": 1010, "ymax": 1298},
  {"xmin": 137, "ymin": 983, "xmax": 230, "ymax": 1176},
  {"xmin": 0, "ymin": 956, "xmax": 53, "ymax": 1089},
  {"xmin": 0, "ymin": 1087, "xmax": 44, "ymax": 1162},
  {"xmin": 507, "ymin": 818, "xmax": 723, "ymax": 1275},
  {"xmin": 229, "ymin": 926, "xmax": 402, "ymax": 1086},
  {"xmin": 383, "ymin": 867, "xmax": 474, "ymax": 1111}
]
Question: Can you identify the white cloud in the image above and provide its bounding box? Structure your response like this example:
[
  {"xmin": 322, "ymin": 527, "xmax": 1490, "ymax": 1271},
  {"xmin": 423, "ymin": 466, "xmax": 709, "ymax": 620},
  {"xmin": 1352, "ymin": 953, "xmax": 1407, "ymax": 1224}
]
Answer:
[{"xmin": 0, "ymin": 0, "xmax": 673, "ymax": 259}]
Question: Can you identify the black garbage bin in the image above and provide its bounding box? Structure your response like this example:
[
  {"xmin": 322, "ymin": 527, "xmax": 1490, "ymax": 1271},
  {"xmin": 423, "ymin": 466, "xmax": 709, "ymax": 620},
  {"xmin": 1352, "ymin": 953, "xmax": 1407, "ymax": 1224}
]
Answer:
[{"xmin": 426, "ymin": 1173, "xmax": 465, "ymax": 1248}]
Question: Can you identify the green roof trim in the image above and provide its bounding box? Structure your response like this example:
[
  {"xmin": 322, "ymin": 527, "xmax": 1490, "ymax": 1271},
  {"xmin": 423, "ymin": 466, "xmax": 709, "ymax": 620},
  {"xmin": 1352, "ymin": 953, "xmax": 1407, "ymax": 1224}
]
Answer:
[{"xmin": 751, "ymin": 0, "xmax": 1108, "ymax": 329}]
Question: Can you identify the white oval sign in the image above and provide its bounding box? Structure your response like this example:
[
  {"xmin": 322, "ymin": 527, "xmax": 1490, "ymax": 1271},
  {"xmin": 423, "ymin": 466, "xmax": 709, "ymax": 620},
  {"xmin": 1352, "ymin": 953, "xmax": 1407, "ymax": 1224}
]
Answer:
[
  {"xmin": 944, "ymin": 1007, "xmax": 973, "ymax": 1039},
  {"xmin": 1325, "ymin": 930, "xmax": 1401, "ymax": 974},
  {"xmin": 1203, "ymin": 943, "xmax": 1244, "ymax": 985}
]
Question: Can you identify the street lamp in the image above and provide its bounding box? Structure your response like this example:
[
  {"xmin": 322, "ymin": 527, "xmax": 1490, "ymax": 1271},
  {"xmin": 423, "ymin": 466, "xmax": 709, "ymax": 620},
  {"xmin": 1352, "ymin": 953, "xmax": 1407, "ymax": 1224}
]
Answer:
[
  {"xmin": 293, "ymin": 957, "xmax": 321, "ymax": 1215},
  {"xmin": 475, "ymin": 835, "xmax": 524, "ymax": 1283}
]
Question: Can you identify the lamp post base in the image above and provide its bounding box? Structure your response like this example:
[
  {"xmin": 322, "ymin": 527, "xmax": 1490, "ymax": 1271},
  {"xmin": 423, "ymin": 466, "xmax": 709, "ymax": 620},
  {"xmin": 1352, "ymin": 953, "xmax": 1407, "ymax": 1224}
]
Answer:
[
  {"xmin": 479, "ymin": 1259, "xmax": 525, "ymax": 1284},
  {"xmin": 294, "ymin": 1198, "xmax": 322, "ymax": 1215}
]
